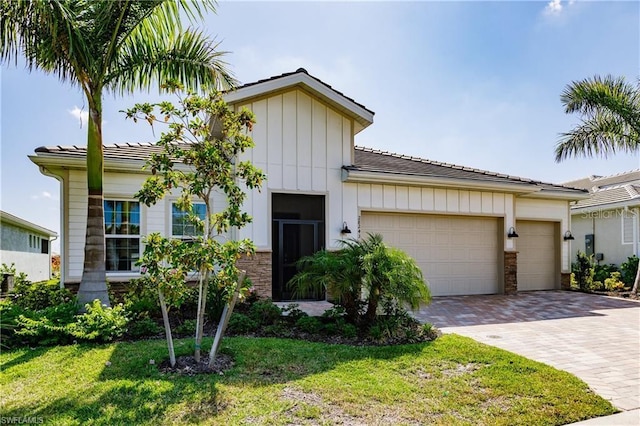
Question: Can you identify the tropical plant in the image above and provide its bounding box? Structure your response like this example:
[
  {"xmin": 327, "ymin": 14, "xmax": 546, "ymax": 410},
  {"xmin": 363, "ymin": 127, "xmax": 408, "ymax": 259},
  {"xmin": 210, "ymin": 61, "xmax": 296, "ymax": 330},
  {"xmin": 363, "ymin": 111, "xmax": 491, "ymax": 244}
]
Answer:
[
  {"xmin": 620, "ymin": 255, "xmax": 639, "ymax": 288},
  {"xmin": 572, "ymin": 251, "xmax": 595, "ymax": 291},
  {"xmin": 555, "ymin": 75, "xmax": 639, "ymax": 162},
  {"xmin": 0, "ymin": 0, "xmax": 235, "ymax": 308},
  {"xmin": 289, "ymin": 233, "xmax": 431, "ymax": 326},
  {"xmin": 128, "ymin": 85, "xmax": 264, "ymax": 367}
]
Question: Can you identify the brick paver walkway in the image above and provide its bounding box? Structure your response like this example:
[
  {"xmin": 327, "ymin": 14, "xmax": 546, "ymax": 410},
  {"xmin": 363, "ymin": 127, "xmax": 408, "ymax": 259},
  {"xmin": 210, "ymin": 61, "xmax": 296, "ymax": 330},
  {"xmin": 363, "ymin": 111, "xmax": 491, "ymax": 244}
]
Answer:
[{"xmin": 414, "ymin": 291, "xmax": 640, "ymax": 411}]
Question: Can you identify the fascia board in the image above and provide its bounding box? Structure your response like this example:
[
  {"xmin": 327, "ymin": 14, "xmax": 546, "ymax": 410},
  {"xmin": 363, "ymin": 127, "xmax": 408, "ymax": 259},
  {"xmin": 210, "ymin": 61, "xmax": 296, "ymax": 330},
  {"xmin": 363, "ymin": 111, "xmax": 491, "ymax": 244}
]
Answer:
[
  {"xmin": 225, "ymin": 73, "xmax": 374, "ymax": 128},
  {"xmin": 519, "ymin": 190, "xmax": 591, "ymax": 201},
  {"xmin": 30, "ymin": 154, "xmax": 193, "ymax": 174},
  {"xmin": 0, "ymin": 211, "xmax": 57, "ymax": 237},
  {"xmin": 342, "ymin": 169, "xmax": 539, "ymax": 194}
]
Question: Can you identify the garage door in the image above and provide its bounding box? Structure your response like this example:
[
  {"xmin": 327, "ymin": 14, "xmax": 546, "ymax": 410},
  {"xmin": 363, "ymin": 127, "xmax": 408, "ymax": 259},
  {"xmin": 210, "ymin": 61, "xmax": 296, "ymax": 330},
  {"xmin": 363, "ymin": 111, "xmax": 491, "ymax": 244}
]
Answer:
[
  {"xmin": 360, "ymin": 212, "xmax": 500, "ymax": 296},
  {"xmin": 516, "ymin": 221, "xmax": 557, "ymax": 291}
]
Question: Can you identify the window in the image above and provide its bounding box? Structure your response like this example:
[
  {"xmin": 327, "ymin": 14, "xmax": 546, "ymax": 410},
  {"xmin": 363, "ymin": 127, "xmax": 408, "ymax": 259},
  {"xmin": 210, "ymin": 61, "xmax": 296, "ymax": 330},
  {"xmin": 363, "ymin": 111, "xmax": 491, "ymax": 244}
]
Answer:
[
  {"xmin": 172, "ymin": 203, "xmax": 206, "ymax": 238},
  {"xmin": 104, "ymin": 200, "xmax": 140, "ymax": 272},
  {"xmin": 41, "ymin": 238, "xmax": 49, "ymax": 254},
  {"xmin": 622, "ymin": 213, "xmax": 634, "ymax": 245}
]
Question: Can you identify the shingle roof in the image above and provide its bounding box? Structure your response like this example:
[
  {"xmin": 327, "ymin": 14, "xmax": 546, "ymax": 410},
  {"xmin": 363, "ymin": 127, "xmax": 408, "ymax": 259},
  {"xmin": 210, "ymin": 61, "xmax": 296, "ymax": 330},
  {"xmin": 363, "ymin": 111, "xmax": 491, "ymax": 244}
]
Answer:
[
  {"xmin": 563, "ymin": 170, "xmax": 640, "ymax": 191},
  {"xmin": 35, "ymin": 142, "xmax": 166, "ymax": 162},
  {"xmin": 348, "ymin": 147, "xmax": 585, "ymax": 194},
  {"xmin": 563, "ymin": 170, "xmax": 640, "ymax": 209},
  {"xmin": 231, "ymin": 68, "xmax": 374, "ymax": 116}
]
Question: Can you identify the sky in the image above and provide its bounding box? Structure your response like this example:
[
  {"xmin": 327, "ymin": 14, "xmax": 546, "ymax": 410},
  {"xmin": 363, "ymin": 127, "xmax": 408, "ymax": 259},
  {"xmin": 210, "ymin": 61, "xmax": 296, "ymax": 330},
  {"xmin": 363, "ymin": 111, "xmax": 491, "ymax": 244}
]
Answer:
[{"xmin": 1, "ymin": 0, "xmax": 639, "ymax": 253}]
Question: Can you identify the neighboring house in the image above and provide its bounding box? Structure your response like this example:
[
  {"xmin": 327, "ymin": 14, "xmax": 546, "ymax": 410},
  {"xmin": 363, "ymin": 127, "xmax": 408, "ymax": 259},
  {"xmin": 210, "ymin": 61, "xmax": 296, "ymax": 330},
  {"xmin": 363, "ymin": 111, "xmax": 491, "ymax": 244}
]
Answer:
[
  {"xmin": 29, "ymin": 68, "xmax": 588, "ymax": 300},
  {"xmin": 0, "ymin": 210, "xmax": 58, "ymax": 281},
  {"xmin": 563, "ymin": 171, "xmax": 640, "ymax": 266}
]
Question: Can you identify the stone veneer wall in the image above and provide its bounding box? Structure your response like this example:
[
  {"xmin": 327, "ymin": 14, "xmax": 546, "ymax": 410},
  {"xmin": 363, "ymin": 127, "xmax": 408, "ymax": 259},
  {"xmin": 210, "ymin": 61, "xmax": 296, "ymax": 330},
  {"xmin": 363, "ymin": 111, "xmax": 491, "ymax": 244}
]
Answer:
[
  {"xmin": 236, "ymin": 250, "xmax": 272, "ymax": 298},
  {"xmin": 560, "ymin": 272, "xmax": 571, "ymax": 290},
  {"xmin": 504, "ymin": 251, "xmax": 518, "ymax": 295}
]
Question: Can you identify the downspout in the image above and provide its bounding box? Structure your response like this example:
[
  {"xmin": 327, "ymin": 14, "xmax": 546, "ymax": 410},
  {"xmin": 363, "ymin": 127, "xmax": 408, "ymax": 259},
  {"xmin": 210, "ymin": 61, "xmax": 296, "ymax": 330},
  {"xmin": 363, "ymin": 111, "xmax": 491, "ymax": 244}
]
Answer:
[
  {"xmin": 633, "ymin": 207, "xmax": 639, "ymax": 257},
  {"xmin": 39, "ymin": 166, "xmax": 65, "ymax": 289}
]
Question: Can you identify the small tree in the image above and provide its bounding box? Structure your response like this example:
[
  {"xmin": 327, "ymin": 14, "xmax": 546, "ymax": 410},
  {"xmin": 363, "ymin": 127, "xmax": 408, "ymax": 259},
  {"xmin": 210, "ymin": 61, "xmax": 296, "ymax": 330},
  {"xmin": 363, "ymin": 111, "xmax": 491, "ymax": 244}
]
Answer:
[
  {"xmin": 127, "ymin": 83, "xmax": 265, "ymax": 364},
  {"xmin": 572, "ymin": 251, "xmax": 595, "ymax": 291}
]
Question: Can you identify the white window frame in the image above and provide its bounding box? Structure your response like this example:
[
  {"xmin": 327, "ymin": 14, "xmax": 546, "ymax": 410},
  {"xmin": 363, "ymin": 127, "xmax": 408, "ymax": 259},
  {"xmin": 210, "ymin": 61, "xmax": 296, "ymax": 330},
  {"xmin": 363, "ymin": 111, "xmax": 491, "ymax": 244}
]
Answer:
[
  {"xmin": 104, "ymin": 199, "xmax": 141, "ymax": 273},
  {"xmin": 171, "ymin": 201, "xmax": 207, "ymax": 240},
  {"xmin": 622, "ymin": 212, "xmax": 634, "ymax": 245}
]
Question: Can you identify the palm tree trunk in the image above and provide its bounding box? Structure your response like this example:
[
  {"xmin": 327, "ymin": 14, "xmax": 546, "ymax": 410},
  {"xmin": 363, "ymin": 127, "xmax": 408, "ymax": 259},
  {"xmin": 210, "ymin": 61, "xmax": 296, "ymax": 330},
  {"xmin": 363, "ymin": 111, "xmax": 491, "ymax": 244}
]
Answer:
[{"xmin": 77, "ymin": 97, "xmax": 110, "ymax": 308}]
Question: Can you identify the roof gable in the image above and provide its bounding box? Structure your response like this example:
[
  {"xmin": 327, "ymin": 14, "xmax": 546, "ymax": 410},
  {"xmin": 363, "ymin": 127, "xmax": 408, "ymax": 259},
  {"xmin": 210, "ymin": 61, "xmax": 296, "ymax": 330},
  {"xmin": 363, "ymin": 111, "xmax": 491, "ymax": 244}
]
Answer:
[{"xmin": 224, "ymin": 68, "xmax": 374, "ymax": 134}]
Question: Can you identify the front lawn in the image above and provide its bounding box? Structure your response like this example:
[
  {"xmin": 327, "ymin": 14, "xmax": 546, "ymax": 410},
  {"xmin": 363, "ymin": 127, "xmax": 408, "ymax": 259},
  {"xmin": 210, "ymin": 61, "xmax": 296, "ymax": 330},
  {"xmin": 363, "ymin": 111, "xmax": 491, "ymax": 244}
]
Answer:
[{"xmin": 0, "ymin": 334, "xmax": 616, "ymax": 425}]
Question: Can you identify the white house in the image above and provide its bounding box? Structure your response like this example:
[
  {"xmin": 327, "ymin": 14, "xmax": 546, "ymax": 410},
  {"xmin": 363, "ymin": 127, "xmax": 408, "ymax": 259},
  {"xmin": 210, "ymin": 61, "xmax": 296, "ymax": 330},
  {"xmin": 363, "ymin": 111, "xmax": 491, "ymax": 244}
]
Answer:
[
  {"xmin": 30, "ymin": 68, "xmax": 588, "ymax": 300},
  {"xmin": 0, "ymin": 210, "xmax": 57, "ymax": 281},
  {"xmin": 564, "ymin": 170, "xmax": 640, "ymax": 266}
]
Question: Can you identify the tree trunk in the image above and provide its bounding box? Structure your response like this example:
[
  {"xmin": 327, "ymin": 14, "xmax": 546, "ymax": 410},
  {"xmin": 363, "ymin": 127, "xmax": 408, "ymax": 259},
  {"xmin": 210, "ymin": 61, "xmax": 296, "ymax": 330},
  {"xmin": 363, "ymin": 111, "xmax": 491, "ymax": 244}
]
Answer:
[
  {"xmin": 209, "ymin": 271, "xmax": 245, "ymax": 368},
  {"xmin": 194, "ymin": 269, "xmax": 210, "ymax": 362},
  {"xmin": 77, "ymin": 97, "xmax": 109, "ymax": 309},
  {"xmin": 632, "ymin": 263, "xmax": 639, "ymax": 295},
  {"xmin": 158, "ymin": 289, "xmax": 176, "ymax": 367}
]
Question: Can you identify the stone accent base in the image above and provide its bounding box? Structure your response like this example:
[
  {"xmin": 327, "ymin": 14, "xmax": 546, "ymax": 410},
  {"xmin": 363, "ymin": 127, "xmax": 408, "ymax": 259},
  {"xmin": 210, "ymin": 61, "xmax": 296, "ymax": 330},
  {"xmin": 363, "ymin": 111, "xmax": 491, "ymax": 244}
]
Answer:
[
  {"xmin": 561, "ymin": 272, "xmax": 572, "ymax": 290},
  {"xmin": 504, "ymin": 251, "xmax": 518, "ymax": 295},
  {"xmin": 237, "ymin": 250, "xmax": 272, "ymax": 298}
]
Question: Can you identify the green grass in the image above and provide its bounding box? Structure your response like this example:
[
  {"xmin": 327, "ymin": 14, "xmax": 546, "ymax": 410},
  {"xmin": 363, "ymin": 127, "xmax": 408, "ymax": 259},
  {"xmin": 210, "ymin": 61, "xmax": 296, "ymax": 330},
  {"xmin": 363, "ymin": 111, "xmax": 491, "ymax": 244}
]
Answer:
[{"xmin": 0, "ymin": 335, "xmax": 616, "ymax": 425}]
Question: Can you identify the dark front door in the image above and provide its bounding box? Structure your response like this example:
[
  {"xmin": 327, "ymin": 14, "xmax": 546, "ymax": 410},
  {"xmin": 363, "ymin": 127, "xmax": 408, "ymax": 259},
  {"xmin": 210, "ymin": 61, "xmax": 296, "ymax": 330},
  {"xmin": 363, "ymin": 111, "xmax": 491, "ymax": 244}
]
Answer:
[{"xmin": 272, "ymin": 194, "xmax": 325, "ymax": 301}]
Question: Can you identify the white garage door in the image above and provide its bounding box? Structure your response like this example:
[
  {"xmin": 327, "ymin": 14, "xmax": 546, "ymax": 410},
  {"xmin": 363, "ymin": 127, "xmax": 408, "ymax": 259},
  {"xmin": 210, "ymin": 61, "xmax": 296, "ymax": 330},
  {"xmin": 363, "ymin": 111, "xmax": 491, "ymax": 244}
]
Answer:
[
  {"xmin": 360, "ymin": 212, "xmax": 500, "ymax": 296},
  {"xmin": 516, "ymin": 221, "xmax": 557, "ymax": 291}
]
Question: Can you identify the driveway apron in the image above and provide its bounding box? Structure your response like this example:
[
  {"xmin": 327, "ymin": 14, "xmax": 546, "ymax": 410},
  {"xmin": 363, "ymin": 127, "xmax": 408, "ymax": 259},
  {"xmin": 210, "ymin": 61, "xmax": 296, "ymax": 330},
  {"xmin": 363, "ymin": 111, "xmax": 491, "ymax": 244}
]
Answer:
[{"xmin": 414, "ymin": 291, "xmax": 640, "ymax": 411}]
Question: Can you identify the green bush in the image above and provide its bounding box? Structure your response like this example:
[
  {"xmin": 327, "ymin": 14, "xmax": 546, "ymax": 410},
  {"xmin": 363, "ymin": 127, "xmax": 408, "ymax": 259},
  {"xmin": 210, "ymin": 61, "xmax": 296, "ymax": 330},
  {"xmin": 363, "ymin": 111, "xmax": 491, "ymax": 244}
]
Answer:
[
  {"xmin": 572, "ymin": 251, "xmax": 595, "ymax": 291},
  {"xmin": 604, "ymin": 272, "xmax": 626, "ymax": 292},
  {"xmin": 227, "ymin": 313, "xmax": 259, "ymax": 334},
  {"xmin": 128, "ymin": 317, "xmax": 162, "ymax": 338},
  {"xmin": 282, "ymin": 303, "xmax": 307, "ymax": 321},
  {"xmin": 339, "ymin": 322, "xmax": 358, "ymax": 338},
  {"xmin": 0, "ymin": 299, "xmax": 27, "ymax": 348},
  {"xmin": 620, "ymin": 255, "xmax": 639, "ymax": 286},
  {"xmin": 69, "ymin": 300, "xmax": 129, "ymax": 342},
  {"xmin": 174, "ymin": 319, "xmax": 197, "ymax": 335},
  {"xmin": 589, "ymin": 281, "xmax": 604, "ymax": 291},
  {"xmin": 593, "ymin": 263, "xmax": 619, "ymax": 283},
  {"xmin": 248, "ymin": 299, "xmax": 282, "ymax": 326},
  {"xmin": 295, "ymin": 316, "xmax": 322, "ymax": 334},
  {"xmin": 15, "ymin": 301, "xmax": 79, "ymax": 346},
  {"xmin": 11, "ymin": 279, "xmax": 74, "ymax": 312}
]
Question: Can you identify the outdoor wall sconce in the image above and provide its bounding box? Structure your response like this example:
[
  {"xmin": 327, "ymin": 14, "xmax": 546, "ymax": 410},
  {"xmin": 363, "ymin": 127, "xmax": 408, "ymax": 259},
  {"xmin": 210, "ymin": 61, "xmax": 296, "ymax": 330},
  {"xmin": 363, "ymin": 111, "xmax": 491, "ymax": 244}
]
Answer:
[
  {"xmin": 340, "ymin": 222, "xmax": 352, "ymax": 234},
  {"xmin": 507, "ymin": 227, "xmax": 519, "ymax": 238},
  {"xmin": 563, "ymin": 230, "xmax": 575, "ymax": 241}
]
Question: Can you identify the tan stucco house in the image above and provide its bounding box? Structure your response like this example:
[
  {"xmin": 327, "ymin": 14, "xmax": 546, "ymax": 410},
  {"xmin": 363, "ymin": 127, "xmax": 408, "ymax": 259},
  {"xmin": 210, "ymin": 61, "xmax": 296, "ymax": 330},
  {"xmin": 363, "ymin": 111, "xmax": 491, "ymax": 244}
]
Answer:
[
  {"xmin": 564, "ymin": 170, "xmax": 640, "ymax": 266},
  {"xmin": 30, "ymin": 68, "xmax": 588, "ymax": 300}
]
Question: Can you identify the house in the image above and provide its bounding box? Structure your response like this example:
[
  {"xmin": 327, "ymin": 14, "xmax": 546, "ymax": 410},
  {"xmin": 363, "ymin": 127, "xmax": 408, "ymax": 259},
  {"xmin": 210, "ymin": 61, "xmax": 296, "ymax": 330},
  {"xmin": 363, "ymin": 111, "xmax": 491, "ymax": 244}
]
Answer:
[
  {"xmin": 0, "ymin": 210, "xmax": 58, "ymax": 281},
  {"xmin": 563, "ymin": 170, "xmax": 640, "ymax": 266},
  {"xmin": 29, "ymin": 68, "xmax": 588, "ymax": 300}
]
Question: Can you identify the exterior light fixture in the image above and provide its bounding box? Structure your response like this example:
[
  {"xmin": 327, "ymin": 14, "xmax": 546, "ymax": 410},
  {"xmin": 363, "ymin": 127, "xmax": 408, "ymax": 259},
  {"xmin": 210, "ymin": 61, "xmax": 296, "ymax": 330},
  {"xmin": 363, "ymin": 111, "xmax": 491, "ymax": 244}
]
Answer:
[
  {"xmin": 563, "ymin": 230, "xmax": 575, "ymax": 241},
  {"xmin": 507, "ymin": 227, "xmax": 519, "ymax": 238},
  {"xmin": 341, "ymin": 222, "xmax": 352, "ymax": 234}
]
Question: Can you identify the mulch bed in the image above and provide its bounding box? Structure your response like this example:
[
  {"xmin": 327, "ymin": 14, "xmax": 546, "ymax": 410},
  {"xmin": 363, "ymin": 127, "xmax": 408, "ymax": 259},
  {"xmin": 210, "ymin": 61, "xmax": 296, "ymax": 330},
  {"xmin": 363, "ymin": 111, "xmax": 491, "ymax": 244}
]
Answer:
[{"xmin": 159, "ymin": 353, "xmax": 234, "ymax": 375}]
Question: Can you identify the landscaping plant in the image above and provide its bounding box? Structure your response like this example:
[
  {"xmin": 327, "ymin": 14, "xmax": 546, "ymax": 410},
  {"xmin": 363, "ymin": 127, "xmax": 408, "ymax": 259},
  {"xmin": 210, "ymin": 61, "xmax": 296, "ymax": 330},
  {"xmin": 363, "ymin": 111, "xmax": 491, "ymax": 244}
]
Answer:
[
  {"xmin": 127, "ymin": 84, "xmax": 264, "ymax": 366},
  {"xmin": 572, "ymin": 251, "xmax": 595, "ymax": 291},
  {"xmin": 289, "ymin": 233, "xmax": 431, "ymax": 327}
]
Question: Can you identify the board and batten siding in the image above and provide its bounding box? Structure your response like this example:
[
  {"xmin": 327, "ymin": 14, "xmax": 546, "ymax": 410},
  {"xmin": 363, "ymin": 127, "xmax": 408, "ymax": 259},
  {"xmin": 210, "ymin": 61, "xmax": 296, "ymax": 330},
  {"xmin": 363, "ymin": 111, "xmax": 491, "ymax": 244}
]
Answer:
[
  {"xmin": 236, "ymin": 89, "xmax": 354, "ymax": 250},
  {"xmin": 344, "ymin": 182, "xmax": 517, "ymax": 250},
  {"xmin": 515, "ymin": 197, "xmax": 571, "ymax": 272}
]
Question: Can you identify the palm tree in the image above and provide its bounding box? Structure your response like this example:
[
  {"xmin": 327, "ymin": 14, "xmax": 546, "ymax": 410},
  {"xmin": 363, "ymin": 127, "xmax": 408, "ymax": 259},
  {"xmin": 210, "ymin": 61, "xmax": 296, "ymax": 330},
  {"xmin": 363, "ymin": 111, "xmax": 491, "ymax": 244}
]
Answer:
[
  {"xmin": 1, "ymin": 0, "xmax": 235, "ymax": 307},
  {"xmin": 555, "ymin": 75, "xmax": 640, "ymax": 294},
  {"xmin": 555, "ymin": 75, "xmax": 639, "ymax": 162}
]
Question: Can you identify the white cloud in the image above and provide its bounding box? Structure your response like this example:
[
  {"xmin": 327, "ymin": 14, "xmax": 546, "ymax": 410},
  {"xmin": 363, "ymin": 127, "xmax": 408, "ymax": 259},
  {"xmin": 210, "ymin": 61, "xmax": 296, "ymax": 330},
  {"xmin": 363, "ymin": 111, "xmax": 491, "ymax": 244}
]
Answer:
[
  {"xmin": 31, "ymin": 191, "xmax": 56, "ymax": 201},
  {"xmin": 69, "ymin": 106, "xmax": 88, "ymax": 127},
  {"xmin": 545, "ymin": 0, "xmax": 563, "ymax": 15}
]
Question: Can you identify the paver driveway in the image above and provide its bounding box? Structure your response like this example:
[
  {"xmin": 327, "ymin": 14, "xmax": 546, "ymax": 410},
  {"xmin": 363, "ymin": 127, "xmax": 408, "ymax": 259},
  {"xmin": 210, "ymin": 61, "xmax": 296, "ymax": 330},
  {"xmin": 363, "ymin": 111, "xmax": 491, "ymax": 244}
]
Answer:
[{"xmin": 414, "ymin": 291, "xmax": 640, "ymax": 411}]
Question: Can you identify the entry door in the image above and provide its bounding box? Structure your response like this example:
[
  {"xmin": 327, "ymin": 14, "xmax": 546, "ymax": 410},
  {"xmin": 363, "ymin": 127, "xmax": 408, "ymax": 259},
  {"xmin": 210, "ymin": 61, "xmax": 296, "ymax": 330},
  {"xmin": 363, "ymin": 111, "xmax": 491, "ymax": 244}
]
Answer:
[{"xmin": 273, "ymin": 220, "xmax": 324, "ymax": 300}]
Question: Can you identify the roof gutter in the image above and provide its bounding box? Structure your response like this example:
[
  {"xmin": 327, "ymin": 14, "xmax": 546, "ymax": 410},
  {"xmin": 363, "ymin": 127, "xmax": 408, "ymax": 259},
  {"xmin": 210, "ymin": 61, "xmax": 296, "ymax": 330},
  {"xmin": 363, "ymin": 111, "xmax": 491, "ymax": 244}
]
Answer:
[{"xmin": 571, "ymin": 199, "xmax": 640, "ymax": 214}]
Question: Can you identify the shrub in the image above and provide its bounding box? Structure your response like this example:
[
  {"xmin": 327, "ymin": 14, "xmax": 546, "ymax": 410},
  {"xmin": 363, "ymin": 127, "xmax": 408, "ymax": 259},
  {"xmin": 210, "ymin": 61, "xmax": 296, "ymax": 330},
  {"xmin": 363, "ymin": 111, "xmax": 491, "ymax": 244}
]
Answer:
[
  {"xmin": 282, "ymin": 304, "xmax": 307, "ymax": 321},
  {"xmin": 262, "ymin": 323, "xmax": 289, "ymax": 337},
  {"xmin": 593, "ymin": 264, "xmax": 619, "ymax": 283},
  {"xmin": 248, "ymin": 299, "xmax": 282, "ymax": 326},
  {"xmin": 0, "ymin": 299, "xmax": 26, "ymax": 348},
  {"xmin": 70, "ymin": 300, "xmax": 129, "ymax": 342},
  {"xmin": 620, "ymin": 255, "xmax": 639, "ymax": 286},
  {"xmin": 572, "ymin": 251, "xmax": 595, "ymax": 291},
  {"xmin": 295, "ymin": 316, "xmax": 322, "ymax": 334},
  {"xmin": 15, "ymin": 301, "xmax": 79, "ymax": 346},
  {"xmin": 174, "ymin": 319, "xmax": 197, "ymax": 335},
  {"xmin": 227, "ymin": 313, "xmax": 259, "ymax": 334},
  {"xmin": 588, "ymin": 281, "xmax": 604, "ymax": 291},
  {"xmin": 340, "ymin": 323, "xmax": 358, "ymax": 338},
  {"xmin": 128, "ymin": 317, "xmax": 163, "ymax": 338},
  {"xmin": 604, "ymin": 272, "xmax": 626, "ymax": 292},
  {"xmin": 11, "ymin": 279, "xmax": 74, "ymax": 312}
]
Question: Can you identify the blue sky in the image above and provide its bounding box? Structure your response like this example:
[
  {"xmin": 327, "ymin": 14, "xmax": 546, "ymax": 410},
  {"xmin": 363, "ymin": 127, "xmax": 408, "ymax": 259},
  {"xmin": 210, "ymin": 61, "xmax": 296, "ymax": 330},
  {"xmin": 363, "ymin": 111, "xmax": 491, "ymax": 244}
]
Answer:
[{"xmin": 1, "ymin": 0, "xmax": 638, "ymax": 253}]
